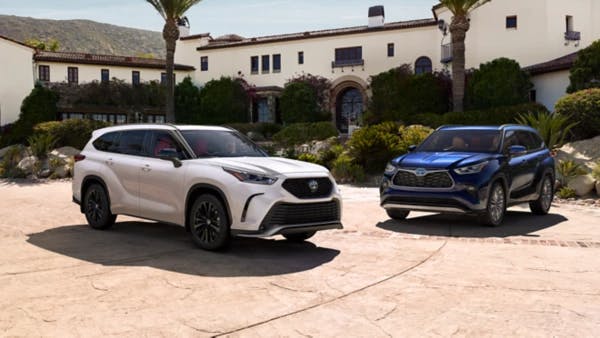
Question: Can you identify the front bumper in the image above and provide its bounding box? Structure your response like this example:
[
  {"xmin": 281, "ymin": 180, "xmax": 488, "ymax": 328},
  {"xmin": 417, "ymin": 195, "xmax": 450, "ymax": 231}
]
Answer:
[
  {"xmin": 228, "ymin": 173, "xmax": 343, "ymax": 236},
  {"xmin": 380, "ymin": 177, "xmax": 491, "ymax": 214}
]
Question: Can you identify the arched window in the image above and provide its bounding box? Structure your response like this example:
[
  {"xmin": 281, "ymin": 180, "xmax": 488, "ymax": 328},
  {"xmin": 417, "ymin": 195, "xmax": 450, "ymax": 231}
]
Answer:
[{"xmin": 415, "ymin": 56, "xmax": 433, "ymax": 75}]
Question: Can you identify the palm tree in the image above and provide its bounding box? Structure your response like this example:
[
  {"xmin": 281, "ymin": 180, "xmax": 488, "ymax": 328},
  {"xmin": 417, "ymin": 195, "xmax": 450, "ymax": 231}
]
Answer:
[
  {"xmin": 146, "ymin": 0, "xmax": 203, "ymax": 123},
  {"xmin": 440, "ymin": 0, "xmax": 490, "ymax": 112}
]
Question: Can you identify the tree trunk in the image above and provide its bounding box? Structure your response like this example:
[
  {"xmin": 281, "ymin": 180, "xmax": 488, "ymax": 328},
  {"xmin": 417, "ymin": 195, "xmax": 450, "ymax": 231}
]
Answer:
[
  {"xmin": 163, "ymin": 20, "xmax": 180, "ymax": 123},
  {"xmin": 449, "ymin": 16, "xmax": 470, "ymax": 112}
]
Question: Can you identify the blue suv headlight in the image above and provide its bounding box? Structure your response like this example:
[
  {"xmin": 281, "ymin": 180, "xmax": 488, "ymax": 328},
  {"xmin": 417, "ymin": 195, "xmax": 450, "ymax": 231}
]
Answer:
[
  {"xmin": 223, "ymin": 167, "xmax": 278, "ymax": 185},
  {"xmin": 454, "ymin": 161, "xmax": 489, "ymax": 175},
  {"xmin": 384, "ymin": 162, "xmax": 397, "ymax": 174}
]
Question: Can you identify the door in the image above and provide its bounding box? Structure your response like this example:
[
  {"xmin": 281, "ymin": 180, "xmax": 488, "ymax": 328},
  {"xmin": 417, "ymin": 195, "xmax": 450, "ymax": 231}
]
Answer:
[
  {"xmin": 138, "ymin": 130, "xmax": 187, "ymax": 224},
  {"xmin": 336, "ymin": 88, "xmax": 363, "ymax": 133},
  {"xmin": 505, "ymin": 130, "xmax": 538, "ymax": 194}
]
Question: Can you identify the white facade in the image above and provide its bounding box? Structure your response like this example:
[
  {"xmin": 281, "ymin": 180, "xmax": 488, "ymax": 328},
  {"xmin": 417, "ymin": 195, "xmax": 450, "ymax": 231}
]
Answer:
[
  {"xmin": 0, "ymin": 37, "xmax": 35, "ymax": 126},
  {"xmin": 175, "ymin": 0, "xmax": 600, "ymax": 123}
]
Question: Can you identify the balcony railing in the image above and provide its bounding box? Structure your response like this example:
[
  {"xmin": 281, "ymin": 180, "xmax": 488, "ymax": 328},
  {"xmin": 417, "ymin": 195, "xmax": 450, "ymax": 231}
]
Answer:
[
  {"xmin": 441, "ymin": 43, "xmax": 453, "ymax": 63},
  {"xmin": 565, "ymin": 30, "xmax": 581, "ymax": 41},
  {"xmin": 331, "ymin": 59, "xmax": 364, "ymax": 68}
]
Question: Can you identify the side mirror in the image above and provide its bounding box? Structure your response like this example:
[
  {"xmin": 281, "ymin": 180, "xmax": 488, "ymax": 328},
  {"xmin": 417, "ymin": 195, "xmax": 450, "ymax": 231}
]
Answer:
[
  {"xmin": 508, "ymin": 145, "xmax": 527, "ymax": 156},
  {"xmin": 158, "ymin": 149, "xmax": 182, "ymax": 168},
  {"xmin": 408, "ymin": 145, "xmax": 417, "ymax": 152}
]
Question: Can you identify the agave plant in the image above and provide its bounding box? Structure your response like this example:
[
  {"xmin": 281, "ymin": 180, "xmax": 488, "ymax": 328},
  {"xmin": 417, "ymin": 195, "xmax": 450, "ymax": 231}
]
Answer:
[
  {"xmin": 27, "ymin": 133, "xmax": 56, "ymax": 159},
  {"xmin": 516, "ymin": 111, "xmax": 577, "ymax": 150},
  {"xmin": 556, "ymin": 159, "xmax": 587, "ymax": 187}
]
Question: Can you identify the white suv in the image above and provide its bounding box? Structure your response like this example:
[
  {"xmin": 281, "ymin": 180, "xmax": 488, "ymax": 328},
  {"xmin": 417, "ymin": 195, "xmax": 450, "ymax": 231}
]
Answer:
[{"xmin": 72, "ymin": 124, "xmax": 343, "ymax": 250}]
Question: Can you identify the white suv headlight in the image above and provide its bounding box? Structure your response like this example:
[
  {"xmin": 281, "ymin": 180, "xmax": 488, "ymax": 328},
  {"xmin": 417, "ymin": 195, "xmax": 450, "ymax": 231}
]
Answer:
[
  {"xmin": 223, "ymin": 168, "xmax": 278, "ymax": 185},
  {"xmin": 454, "ymin": 161, "xmax": 489, "ymax": 175}
]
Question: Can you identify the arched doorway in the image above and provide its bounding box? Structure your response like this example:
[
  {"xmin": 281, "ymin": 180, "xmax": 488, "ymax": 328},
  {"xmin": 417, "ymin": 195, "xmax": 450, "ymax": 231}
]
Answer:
[{"xmin": 335, "ymin": 87, "xmax": 364, "ymax": 133}]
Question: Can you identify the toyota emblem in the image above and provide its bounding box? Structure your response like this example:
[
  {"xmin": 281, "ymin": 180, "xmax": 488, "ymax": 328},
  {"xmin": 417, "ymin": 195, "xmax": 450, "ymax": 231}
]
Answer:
[
  {"xmin": 415, "ymin": 168, "xmax": 427, "ymax": 177},
  {"xmin": 308, "ymin": 180, "xmax": 319, "ymax": 193}
]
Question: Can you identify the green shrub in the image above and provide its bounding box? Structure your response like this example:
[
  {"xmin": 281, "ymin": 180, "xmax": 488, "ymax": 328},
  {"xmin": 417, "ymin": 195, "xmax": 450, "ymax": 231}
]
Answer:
[
  {"xmin": 516, "ymin": 111, "xmax": 577, "ymax": 149},
  {"xmin": 225, "ymin": 123, "xmax": 282, "ymax": 140},
  {"xmin": 567, "ymin": 40, "xmax": 600, "ymax": 93},
  {"xmin": 348, "ymin": 122, "xmax": 433, "ymax": 174},
  {"xmin": 34, "ymin": 119, "xmax": 110, "ymax": 150},
  {"xmin": 175, "ymin": 76, "xmax": 202, "ymax": 124},
  {"xmin": 297, "ymin": 153, "xmax": 319, "ymax": 164},
  {"xmin": 27, "ymin": 133, "xmax": 56, "ymax": 159},
  {"xmin": 443, "ymin": 103, "xmax": 548, "ymax": 126},
  {"xmin": 199, "ymin": 77, "xmax": 250, "ymax": 125},
  {"xmin": 592, "ymin": 162, "xmax": 600, "ymax": 181},
  {"xmin": 0, "ymin": 145, "xmax": 27, "ymax": 179},
  {"xmin": 318, "ymin": 143, "xmax": 345, "ymax": 169},
  {"xmin": 466, "ymin": 58, "xmax": 533, "ymax": 110},
  {"xmin": 273, "ymin": 122, "xmax": 338, "ymax": 146},
  {"xmin": 1, "ymin": 85, "xmax": 59, "ymax": 146},
  {"xmin": 557, "ymin": 187, "xmax": 577, "ymax": 199},
  {"xmin": 557, "ymin": 160, "xmax": 587, "ymax": 187},
  {"xmin": 555, "ymin": 88, "xmax": 600, "ymax": 141},
  {"xmin": 331, "ymin": 153, "xmax": 365, "ymax": 184},
  {"xmin": 368, "ymin": 65, "xmax": 451, "ymax": 123},
  {"xmin": 280, "ymin": 82, "xmax": 326, "ymax": 123}
]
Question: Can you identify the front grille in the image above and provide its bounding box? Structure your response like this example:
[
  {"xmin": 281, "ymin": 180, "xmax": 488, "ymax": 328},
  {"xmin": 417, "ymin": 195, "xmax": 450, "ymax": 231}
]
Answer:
[
  {"xmin": 282, "ymin": 177, "xmax": 333, "ymax": 199},
  {"xmin": 261, "ymin": 200, "xmax": 340, "ymax": 228},
  {"xmin": 393, "ymin": 170, "xmax": 453, "ymax": 188}
]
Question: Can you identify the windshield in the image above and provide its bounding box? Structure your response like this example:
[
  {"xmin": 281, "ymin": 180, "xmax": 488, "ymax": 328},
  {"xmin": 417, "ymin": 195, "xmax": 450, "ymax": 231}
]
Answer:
[
  {"xmin": 418, "ymin": 129, "xmax": 502, "ymax": 153},
  {"xmin": 181, "ymin": 130, "xmax": 267, "ymax": 158}
]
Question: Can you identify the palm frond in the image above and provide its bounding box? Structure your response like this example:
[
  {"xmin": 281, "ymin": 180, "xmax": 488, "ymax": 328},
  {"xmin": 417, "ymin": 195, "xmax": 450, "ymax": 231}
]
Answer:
[
  {"xmin": 439, "ymin": 0, "xmax": 490, "ymax": 16},
  {"xmin": 146, "ymin": 0, "xmax": 203, "ymax": 20}
]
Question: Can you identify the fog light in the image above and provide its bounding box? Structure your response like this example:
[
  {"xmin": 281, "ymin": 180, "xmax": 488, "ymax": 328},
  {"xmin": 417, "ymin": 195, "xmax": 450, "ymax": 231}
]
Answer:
[{"xmin": 380, "ymin": 179, "xmax": 390, "ymax": 194}]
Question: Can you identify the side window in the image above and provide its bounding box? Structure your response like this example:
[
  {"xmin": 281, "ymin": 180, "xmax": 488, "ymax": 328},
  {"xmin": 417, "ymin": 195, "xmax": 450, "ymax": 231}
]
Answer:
[
  {"xmin": 528, "ymin": 132, "xmax": 544, "ymax": 150},
  {"xmin": 116, "ymin": 130, "xmax": 147, "ymax": 156},
  {"xmin": 516, "ymin": 131, "xmax": 537, "ymax": 151},
  {"xmin": 503, "ymin": 130, "xmax": 519, "ymax": 152},
  {"xmin": 149, "ymin": 131, "xmax": 185, "ymax": 159},
  {"xmin": 92, "ymin": 132, "xmax": 120, "ymax": 152}
]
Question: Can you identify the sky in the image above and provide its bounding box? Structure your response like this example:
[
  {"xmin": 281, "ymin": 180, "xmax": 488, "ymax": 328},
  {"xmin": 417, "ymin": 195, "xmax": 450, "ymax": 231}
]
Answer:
[{"xmin": 0, "ymin": 0, "xmax": 436, "ymax": 38}]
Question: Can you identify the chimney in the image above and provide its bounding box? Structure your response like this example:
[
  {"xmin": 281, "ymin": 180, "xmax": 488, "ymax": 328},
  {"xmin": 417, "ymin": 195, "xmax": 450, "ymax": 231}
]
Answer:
[
  {"xmin": 368, "ymin": 6, "xmax": 385, "ymax": 28},
  {"xmin": 178, "ymin": 16, "xmax": 190, "ymax": 38}
]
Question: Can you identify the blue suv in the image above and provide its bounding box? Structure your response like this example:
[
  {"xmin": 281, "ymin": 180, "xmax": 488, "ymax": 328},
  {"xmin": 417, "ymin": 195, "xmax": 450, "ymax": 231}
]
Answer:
[{"xmin": 380, "ymin": 125, "xmax": 556, "ymax": 226}]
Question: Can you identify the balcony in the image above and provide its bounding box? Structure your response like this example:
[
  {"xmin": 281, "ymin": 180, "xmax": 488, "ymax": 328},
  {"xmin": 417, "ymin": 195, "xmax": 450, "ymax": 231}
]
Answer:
[
  {"xmin": 441, "ymin": 43, "xmax": 453, "ymax": 63},
  {"xmin": 564, "ymin": 30, "xmax": 581, "ymax": 41},
  {"xmin": 331, "ymin": 59, "xmax": 364, "ymax": 68}
]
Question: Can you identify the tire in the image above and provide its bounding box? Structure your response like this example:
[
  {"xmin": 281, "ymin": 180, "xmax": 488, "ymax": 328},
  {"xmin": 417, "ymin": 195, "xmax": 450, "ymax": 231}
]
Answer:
[
  {"xmin": 530, "ymin": 175, "xmax": 554, "ymax": 215},
  {"xmin": 283, "ymin": 231, "xmax": 316, "ymax": 242},
  {"xmin": 386, "ymin": 209, "xmax": 410, "ymax": 221},
  {"xmin": 479, "ymin": 182, "xmax": 506, "ymax": 227},
  {"xmin": 83, "ymin": 184, "xmax": 116, "ymax": 230},
  {"xmin": 189, "ymin": 194, "xmax": 230, "ymax": 251}
]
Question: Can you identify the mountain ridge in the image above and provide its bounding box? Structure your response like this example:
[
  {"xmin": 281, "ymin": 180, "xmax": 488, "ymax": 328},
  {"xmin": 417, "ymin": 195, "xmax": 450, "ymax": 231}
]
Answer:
[{"xmin": 0, "ymin": 14, "xmax": 166, "ymax": 58}]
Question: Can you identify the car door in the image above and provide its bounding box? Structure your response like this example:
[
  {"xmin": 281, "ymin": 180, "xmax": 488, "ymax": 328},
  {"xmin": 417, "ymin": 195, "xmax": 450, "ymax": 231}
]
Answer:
[
  {"xmin": 108, "ymin": 130, "xmax": 147, "ymax": 215},
  {"xmin": 138, "ymin": 130, "xmax": 187, "ymax": 225},
  {"xmin": 504, "ymin": 130, "xmax": 531, "ymax": 193}
]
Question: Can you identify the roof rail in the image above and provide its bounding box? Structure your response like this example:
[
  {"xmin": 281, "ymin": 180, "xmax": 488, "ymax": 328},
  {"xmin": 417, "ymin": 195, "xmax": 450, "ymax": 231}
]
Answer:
[
  {"xmin": 435, "ymin": 124, "xmax": 462, "ymax": 130},
  {"xmin": 499, "ymin": 124, "xmax": 523, "ymax": 129}
]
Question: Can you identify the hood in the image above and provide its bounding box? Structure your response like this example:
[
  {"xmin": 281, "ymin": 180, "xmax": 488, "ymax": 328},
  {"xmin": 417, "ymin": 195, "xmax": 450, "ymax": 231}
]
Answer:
[
  {"xmin": 396, "ymin": 152, "xmax": 492, "ymax": 169},
  {"xmin": 198, "ymin": 157, "xmax": 328, "ymax": 176}
]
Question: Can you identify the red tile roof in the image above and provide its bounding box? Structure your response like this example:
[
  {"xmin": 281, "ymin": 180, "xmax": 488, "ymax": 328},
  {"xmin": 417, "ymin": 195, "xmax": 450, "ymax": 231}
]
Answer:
[
  {"xmin": 180, "ymin": 33, "xmax": 212, "ymax": 41},
  {"xmin": 523, "ymin": 52, "xmax": 578, "ymax": 75},
  {"xmin": 34, "ymin": 51, "xmax": 195, "ymax": 71},
  {"xmin": 197, "ymin": 18, "xmax": 437, "ymax": 51}
]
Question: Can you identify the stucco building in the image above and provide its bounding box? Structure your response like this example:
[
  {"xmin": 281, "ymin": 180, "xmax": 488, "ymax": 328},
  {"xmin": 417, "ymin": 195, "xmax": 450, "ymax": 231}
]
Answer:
[{"xmin": 176, "ymin": 0, "xmax": 600, "ymax": 132}]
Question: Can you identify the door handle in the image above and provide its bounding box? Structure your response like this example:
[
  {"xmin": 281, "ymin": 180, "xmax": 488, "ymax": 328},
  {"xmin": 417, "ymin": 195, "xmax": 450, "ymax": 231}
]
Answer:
[
  {"xmin": 141, "ymin": 164, "xmax": 152, "ymax": 172},
  {"xmin": 105, "ymin": 158, "xmax": 114, "ymax": 166}
]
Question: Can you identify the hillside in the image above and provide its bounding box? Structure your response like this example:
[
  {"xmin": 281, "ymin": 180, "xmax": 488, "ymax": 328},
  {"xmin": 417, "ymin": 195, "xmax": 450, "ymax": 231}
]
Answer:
[{"xmin": 0, "ymin": 15, "xmax": 165, "ymax": 58}]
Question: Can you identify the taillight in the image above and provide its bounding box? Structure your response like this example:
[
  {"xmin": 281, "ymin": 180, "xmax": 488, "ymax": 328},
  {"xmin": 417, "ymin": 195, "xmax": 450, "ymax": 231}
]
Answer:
[{"xmin": 74, "ymin": 154, "xmax": 86, "ymax": 162}]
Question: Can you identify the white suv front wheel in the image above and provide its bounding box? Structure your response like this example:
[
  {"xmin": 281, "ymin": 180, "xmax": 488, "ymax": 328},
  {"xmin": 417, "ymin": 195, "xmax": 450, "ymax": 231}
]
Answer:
[{"xmin": 189, "ymin": 194, "xmax": 231, "ymax": 250}]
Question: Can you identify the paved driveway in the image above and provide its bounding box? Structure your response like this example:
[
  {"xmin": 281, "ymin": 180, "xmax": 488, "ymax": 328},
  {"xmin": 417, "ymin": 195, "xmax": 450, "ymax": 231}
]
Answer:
[{"xmin": 1, "ymin": 181, "xmax": 599, "ymax": 337}]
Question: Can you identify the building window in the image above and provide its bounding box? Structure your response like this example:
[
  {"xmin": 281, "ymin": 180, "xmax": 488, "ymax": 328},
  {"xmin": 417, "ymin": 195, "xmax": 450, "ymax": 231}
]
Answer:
[
  {"xmin": 67, "ymin": 67, "xmax": 78, "ymax": 84},
  {"xmin": 506, "ymin": 16, "xmax": 517, "ymax": 29},
  {"xmin": 147, "ymin": 115, "xmax": 166, "ymax": 124},
  {"xmin": 273, "ymin": 54, "xmax": 281, "ymax": 73},
  {"xmin": 566, "ymin": 15, "xmax": 574, "ymax": 32},
  {"xmin": 262, "ymin": 55, "xmax": 270, "ymax": 73},
  {"xmin": 415, "ymin": 56, "xmax": 433, "ymax": 74},
  {"xmin": 160, "ymin": 73, "xmax": 175, "ymax": 85},
  {"xmin": 251, "ymin": 56, "xmax": 259, "ymax": 74},
  {"xmin": 38, "ymin": 65, "xmax": 50, "ymax": 82},
  {"xmin": 132, "ymin": 71, "xmax": 140, "ymax": 85},
  {"xmin": 298, "ymin": 51, "xmax": 304, "ymax": 65},
  {"xmin": 101, "ymin": 69, "xmax": 109, "ymax": 83},
  {"xmin": 200, "ymin": 56, "xmax": 209, "ymax": 71},
  {"xmin": 334, "ymin": 46, "xmax": 363, "ymax": 67},
  {"xmin": 387, "ymin": 43, "xmax": 394, "ymax": 57},
  {"xmin": 529, "ymin": 90, "xmax": 537, "ymax": 102}
]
